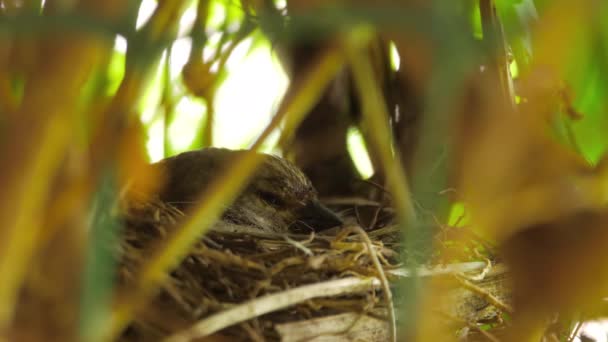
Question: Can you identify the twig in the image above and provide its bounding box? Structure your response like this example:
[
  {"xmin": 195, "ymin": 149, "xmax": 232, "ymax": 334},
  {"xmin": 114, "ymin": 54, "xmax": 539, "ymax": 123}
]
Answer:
[
  {"xmin": 468, "ymin": 322, "xmax": 501, "ymax": 342},
  {"xmin": 454, "ymin": 274, "xmax": 513, "ymax": 314},
  {"xmin": 368, "ymin": 205, "xmax": 383, "ymax": 230},
  {"xmin": 164, "ymin": 257, "xmax": 505, "ymax": 341},
  {"xmin": 283, "ymin": 234, "xmax": 314, "ymax": 256},
  {"xmin": 164, "ymin": 277, "xmax": 380, "ymax": 341},
  {"xmin": 440, "ymin": 311, "xmax": 500, "ymax": 342},
  {"xmin": 320, "ymin": 197, "xmax": 383, "ymax": 207},
  {"xmin": 568, "ymin": 320, "xmax": 583, "ymax": 342},
  {"xmin": 240, "ymin": 320, "xmax": 264, "ymax": 342},
  {"xmin": 387, "ymin": 261, "xmax": 489, "ymax": 278},
  {"xmin": 354, "ymin": 179, "xmax": 394, "ymax": 199},
  {"xmin": 348, "ymin": 225, "xmax": 397, "ymax": 342},
  {"xmin": 367, "ymin": 225, "xmax": 400, "ymax": 238},
  {"xmin": 269, "ymin": 256, "xmax": 306, "ymax": 275},
  {"xmin": 195, "ymin": 247, "xmax": 267, "ymax": 273},
  {"xmin": 463, "ymin": 249, "xmax": 492, "ymax": 282}
]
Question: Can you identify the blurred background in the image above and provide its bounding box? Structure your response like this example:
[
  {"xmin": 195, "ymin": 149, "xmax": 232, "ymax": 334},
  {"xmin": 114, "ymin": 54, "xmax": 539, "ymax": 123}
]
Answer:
[{"xmin": 1, "ymin": 0, "xmax": 608, "ymax": 341}]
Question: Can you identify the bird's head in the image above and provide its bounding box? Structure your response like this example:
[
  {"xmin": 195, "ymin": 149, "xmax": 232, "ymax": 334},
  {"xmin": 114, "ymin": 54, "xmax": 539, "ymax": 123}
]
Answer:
[{"xmin": 154, "ymin": 148, "xmax": 342, "ymax": 232}]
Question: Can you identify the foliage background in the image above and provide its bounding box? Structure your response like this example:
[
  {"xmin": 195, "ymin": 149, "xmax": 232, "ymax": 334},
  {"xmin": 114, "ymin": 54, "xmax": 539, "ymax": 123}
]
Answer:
[{"xmin": 1, "ymin": 0, "xmax": 607, "ymax": 341}]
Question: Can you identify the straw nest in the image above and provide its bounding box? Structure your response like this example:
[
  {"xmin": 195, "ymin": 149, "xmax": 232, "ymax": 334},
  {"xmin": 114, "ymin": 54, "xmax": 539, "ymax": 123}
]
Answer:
[{"xmin": 117, "ymin": 196, "xmax": 510, "ymax": 341}]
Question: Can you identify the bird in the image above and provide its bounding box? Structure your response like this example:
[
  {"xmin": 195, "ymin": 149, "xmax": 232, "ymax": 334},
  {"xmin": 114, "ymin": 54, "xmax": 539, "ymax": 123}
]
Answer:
[
  {"xmin": 118, "ymin": 148, "xmax": 343, "ymax": 340},
  {"xmin": 151, "ymin": 147, "xmax": 343, "ymax": 233}
]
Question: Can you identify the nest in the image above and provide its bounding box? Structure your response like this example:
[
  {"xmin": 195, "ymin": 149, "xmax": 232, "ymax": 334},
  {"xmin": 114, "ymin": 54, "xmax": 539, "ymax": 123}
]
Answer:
[{"xmin": 117, "ymin": 197, "xmax": 510, "ymax": 341}]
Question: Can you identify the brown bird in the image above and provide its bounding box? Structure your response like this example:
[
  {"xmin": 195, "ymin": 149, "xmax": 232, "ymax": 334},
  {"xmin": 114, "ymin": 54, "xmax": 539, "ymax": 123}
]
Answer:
[
  {"xmin": 119, "ymin": 148, "xmax": 342, "ymax": 340},
  {"xmin": 152, "ymin": 148, "xmax": 343, "ymax": 233}
]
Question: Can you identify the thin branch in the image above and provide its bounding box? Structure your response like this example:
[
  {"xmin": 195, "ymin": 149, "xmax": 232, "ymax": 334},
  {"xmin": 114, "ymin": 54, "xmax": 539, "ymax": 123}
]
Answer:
[
  {"xmin": 165, "ymin": 277, "xmax": 381, "ymax": 341},
  {"xmin": 348, "ymin": 225, "xmax": 396, "ymax": 342},
  {"xmin": 454, "ymin": 274, "xmax": 513, "ymax": 315}
]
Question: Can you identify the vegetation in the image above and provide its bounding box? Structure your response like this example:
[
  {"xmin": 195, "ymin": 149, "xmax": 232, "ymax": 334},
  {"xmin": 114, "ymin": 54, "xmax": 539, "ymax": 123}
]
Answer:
[{"xmin": 0, "ymin": 0, "xmax": 607, "ymax": 340}]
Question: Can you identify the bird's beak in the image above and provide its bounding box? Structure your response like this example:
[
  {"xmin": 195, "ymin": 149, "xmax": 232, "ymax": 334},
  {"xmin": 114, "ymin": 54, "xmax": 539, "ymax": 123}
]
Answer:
[{"xmin": 295, "ymin": 199, "xmax": 343, "ymax": 231}]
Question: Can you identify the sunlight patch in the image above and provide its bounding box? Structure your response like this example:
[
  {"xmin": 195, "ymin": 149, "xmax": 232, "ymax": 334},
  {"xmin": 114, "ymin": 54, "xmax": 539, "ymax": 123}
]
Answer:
[{"xmin": 347, "ymin": 127, "xmax": 374, "ymax": 179}]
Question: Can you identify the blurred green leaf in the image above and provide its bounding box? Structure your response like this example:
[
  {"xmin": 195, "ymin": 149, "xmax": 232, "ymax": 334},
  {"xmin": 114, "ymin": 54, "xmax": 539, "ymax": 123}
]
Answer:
[
  {"xmin": 495, "ymin": 0, "xmax": 537, "ymax": 70},
  {"xmin": 79, "ymin": 171, "xmax": 122, "ymax": 342},
  {"xmin": 0, "ymin": 12, "xmax": 121, "ymax": 39}
]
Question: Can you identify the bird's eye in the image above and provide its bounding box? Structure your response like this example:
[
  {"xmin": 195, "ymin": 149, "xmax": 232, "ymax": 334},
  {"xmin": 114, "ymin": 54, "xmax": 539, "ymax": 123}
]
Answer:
[{"xmin": 258, "ymin": 191, "xmax": 286, "ymax": 206}]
